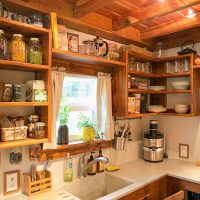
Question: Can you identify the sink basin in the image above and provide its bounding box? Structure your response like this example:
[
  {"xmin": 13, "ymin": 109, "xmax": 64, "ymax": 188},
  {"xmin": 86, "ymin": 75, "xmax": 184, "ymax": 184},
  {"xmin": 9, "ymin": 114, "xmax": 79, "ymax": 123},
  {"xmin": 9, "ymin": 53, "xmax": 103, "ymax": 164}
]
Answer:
[{"xmin": 63, "ymin": 173, "xmax": 133, "ymax": 200}]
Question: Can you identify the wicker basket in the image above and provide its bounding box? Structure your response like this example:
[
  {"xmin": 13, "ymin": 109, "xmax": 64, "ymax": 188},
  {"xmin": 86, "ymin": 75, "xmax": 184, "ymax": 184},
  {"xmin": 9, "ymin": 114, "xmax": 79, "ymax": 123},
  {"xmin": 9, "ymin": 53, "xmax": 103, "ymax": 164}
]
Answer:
[
  {"xmin": 24, "ymin": 170, "xmax": 52, "ymax": 197},
  {"xmin": 1, "ymin": 126, "xmax": 28, "ymax": 141}
]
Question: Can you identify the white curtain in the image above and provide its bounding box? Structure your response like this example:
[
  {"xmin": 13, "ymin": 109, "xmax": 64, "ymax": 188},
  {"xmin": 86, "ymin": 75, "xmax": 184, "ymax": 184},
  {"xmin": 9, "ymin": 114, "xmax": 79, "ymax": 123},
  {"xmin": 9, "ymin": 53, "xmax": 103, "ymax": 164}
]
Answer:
[
  {"xmin": 43, "ymin": 71, "xmax": 65, "ymax": 149},
  {"xmin": 96, "ymin": 72, "xmax": 114, "ymax": 141}
]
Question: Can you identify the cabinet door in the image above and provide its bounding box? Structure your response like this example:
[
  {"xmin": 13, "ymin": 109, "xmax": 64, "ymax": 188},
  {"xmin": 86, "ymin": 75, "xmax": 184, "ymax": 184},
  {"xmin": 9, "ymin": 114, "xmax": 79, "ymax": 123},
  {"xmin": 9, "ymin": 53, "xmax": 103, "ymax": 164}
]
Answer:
[
  {"xmin": 119, "ymin": 177, "xmax": 167, "ymax": 200},
  {"xmin": 138, "ymin": 194, "xmax": 151, "ymax": 200}
]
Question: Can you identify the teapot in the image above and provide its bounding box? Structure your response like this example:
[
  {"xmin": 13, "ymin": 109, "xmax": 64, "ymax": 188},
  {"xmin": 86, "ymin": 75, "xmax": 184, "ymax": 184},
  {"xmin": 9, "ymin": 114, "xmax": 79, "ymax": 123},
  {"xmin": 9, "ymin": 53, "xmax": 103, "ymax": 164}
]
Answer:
[
  {"xmin": 93, "ymin": 36, "xmax": 108, "ymax": 57},
  {"xmin": 177, "ymin": 40, "xmax": 197, "ymax": 55}
]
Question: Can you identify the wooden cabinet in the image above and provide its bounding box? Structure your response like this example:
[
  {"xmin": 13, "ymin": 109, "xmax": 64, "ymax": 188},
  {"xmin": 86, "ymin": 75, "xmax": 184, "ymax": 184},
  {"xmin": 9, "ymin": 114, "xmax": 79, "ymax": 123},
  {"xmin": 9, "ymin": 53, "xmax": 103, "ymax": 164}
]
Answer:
[
  {"xmin": 0, "ymin": 17, "xmax": 52, "ymax": 148},
  {"xmin": 167, "ymin": 176, "xmax": 200, "ymax": 199},
  {"xmin": 115, "ymin": 51, "xmax": 200, "ymax": 118},
  {"xmin": 119, "ymin": 177, "xmax": 167, "ymax": 200},
  {"xmin": 120, "ymin": 176, "xmax": 200, "ymax": 200}
]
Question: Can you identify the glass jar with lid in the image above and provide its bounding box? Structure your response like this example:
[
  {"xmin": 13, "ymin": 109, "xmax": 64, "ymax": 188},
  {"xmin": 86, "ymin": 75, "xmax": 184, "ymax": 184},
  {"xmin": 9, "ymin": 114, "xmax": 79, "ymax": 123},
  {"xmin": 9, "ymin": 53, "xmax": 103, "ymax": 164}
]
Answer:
[
  {"xmin": 11, "ymin": 34, "xmax": 26, "ymax": 63},
  {"xmin": 0, "ymin": 30, "xmax": 8, "ymax": 60},
  {"xmin": 28, "ymin": 38, "xmax": 43, "ymax": 64}
]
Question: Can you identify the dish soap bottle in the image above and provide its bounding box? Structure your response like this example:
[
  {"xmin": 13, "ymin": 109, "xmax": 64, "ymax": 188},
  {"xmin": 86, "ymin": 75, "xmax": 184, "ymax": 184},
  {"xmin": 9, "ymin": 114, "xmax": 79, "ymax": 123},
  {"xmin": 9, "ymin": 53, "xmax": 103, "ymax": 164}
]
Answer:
[
  {"xmin": 64, "ymin": 152, "xmax": 73, "ymax": 182},
  {"xmin": 87, "ymin": 152, "xmax": 97, "ymax": 176},
  {"xmin": 97, "ymin": 147, "xmax": 104, "ymax": 173}
]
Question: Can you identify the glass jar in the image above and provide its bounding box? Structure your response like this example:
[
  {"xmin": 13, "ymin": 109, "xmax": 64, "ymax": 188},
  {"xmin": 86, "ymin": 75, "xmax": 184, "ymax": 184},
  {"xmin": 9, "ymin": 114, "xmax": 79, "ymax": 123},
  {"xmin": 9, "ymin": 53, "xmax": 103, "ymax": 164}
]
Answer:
[
  {"xmin": 82, "ymin": 40, "xmax": 95, "ymax": 56},
  {"xmin": 0, "ymin": 30, "xmax": 8, "ymax": 60},
  {"xmin": 11, "ymin": 34, "xmax": 26, "ymax": 62},
  {"xmin": 28, "ymin": 38, "xmax": 43, "ymax": 64}
]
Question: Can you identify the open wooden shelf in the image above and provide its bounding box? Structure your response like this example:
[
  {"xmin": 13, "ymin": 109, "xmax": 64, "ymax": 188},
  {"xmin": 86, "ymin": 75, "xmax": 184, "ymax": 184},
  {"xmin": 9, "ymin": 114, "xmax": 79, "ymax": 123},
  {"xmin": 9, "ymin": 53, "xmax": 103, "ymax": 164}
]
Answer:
[
  {"xmin": 0, "ymin": 17, "xmax": 49, "ymax": 35},
  {"xmin": 128, "ymin": 51, "xmax": 157, "ymax": 62},
  {"xmin": 156, "ymin": 72, "xmax": 191, "ymax": 78},
  {"xmin": 40, "ymin": 139, "xmax": 111, "ymax": 161},
  {"xmin": 157, "ymin": 53, "xmax": 192, "ymax": 62},
  {"xmin": 128, "ymin": 70, "xmax": 191, "ymax": 78},
  {"xmin": 0, "ymin": 138, "xmax": 49, "ymax": 149},
  {"xmin": 127, "ymin": 113, "xmax": 157, "ymax": 118},
  {"xmin": 128, "ymin": 52, "xmax": 192, "ymax": 63},
  {"xmin": 128, "ymin": 89, "xmax": 191, "ymax": 94},
  {"xmin": 158, "ymin": 110, "xmax": 193, "ymax": 117},
  {"xmin": 52, "ymin": 49, "xmax": 126, "ymax": 67},
  {"xmin": 126, "ymin": 111, "xmax": 193, "ymax": 118},
  {"xmin": 0, "ymin": 102, "xmax": 49, "ymax": 107},
  {"xmin": 0, "ymin": 60, "xmax": 49, "ymax": 71},
  {"xmin": 192, "ymin": 65, "xmax": 200, "ymax": 69}
]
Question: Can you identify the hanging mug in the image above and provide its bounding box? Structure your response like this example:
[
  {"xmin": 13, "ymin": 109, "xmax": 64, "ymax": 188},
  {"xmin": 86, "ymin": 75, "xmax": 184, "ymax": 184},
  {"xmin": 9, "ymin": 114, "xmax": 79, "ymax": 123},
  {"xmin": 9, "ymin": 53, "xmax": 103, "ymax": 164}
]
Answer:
[
  {"xmin": 26, "ymin": 14, "xmax": 43, "ymax": 28},
  {"xmin": 0, "ymin": 1, "xmax": 9, "ymax": 18}
]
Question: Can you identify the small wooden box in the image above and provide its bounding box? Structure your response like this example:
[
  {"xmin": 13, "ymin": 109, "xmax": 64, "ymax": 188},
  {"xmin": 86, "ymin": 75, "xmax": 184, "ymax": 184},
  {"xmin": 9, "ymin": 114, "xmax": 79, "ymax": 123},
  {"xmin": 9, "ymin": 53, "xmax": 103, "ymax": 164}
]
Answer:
[{"xmin": 23, "ymin": 170, "xmax": 52, "ymax": 197}]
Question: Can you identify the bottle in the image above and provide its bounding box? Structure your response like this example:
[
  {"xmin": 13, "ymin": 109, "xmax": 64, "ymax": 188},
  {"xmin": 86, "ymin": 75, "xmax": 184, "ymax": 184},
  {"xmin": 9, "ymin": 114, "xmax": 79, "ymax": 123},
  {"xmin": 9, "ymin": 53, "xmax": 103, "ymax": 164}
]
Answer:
[
  {"xmin": 128, "ymin": 75, "xmax": 131, "ymax": 89},
  {"xmin": 97, "ymin": 147, "xmax": 104, "ymax": 173},
  {"xmin": 135, "ymin": 94, "xmax": 141, "ymax": 114},
  {"xmin": 87, "ymin": 152, "xmax": 97, "ymax": 176},
  {"xmin": 64, "ymin": 153, "xmax": 73, "ymax": 182}
]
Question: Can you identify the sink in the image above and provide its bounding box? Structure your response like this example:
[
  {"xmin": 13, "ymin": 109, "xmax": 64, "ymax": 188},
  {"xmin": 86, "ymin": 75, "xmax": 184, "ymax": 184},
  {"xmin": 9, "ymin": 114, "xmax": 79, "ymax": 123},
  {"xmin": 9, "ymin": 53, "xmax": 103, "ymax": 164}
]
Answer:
[{"xmin": 63, "ymin": 173, "xmax": 133, "ymax": 200}]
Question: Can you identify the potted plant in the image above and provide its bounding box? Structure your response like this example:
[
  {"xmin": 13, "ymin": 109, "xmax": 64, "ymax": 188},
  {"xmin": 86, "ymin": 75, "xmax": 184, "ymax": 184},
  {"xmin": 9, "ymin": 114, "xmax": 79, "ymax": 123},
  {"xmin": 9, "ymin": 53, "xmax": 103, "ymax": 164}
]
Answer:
[
  {"xmin": 77, "ymin": 113, "xmax": 96, "ymax": 141},
  {"xmin": 57, "ymin": 104, "xmax": 71, "ymax": 145}
]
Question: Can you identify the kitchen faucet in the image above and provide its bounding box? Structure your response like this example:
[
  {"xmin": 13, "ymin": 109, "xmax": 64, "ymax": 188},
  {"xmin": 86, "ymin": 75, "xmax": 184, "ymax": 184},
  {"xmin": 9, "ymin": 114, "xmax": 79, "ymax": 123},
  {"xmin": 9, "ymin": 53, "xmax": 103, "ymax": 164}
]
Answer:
[{"xmin": 78, "ymin": 153, "xmax": 109, "ymax": 178}]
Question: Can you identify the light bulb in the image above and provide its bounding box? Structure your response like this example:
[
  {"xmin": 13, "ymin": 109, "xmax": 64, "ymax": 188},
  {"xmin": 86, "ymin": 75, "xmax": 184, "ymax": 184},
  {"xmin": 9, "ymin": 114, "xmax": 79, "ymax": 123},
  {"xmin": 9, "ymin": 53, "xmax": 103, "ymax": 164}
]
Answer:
[{"xmin": 186, "ymin": 8, "xmax": 196, "ymax": 19}]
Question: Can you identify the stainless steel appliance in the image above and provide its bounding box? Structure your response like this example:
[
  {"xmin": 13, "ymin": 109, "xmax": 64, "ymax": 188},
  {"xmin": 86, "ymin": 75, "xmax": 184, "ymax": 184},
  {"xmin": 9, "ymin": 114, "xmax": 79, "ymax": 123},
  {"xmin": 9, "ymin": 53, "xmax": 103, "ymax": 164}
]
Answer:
[{"xmin": 143, "ymin": 120, "xmax": 165, "ymax": 162}]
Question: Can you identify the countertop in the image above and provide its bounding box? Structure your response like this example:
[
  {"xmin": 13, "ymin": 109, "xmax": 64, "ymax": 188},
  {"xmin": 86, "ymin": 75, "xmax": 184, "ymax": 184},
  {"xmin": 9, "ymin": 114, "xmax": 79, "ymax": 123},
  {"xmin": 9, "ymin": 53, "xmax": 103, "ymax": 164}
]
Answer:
[{"xmin": 3, "ymin": 158, "xmax": 200, "ymax": 200}]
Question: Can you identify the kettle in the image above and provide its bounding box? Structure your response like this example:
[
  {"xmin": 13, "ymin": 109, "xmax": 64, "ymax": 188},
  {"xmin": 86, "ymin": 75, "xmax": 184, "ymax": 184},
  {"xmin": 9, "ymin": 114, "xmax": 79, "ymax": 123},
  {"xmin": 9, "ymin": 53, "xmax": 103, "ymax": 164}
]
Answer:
[
  {"xmin": 178, "ymin": 40, "xmax": 197, "ymax": 55},
  {"xmin": 93, "ymin": 36, "xmax": 108, "ymax": 57}
]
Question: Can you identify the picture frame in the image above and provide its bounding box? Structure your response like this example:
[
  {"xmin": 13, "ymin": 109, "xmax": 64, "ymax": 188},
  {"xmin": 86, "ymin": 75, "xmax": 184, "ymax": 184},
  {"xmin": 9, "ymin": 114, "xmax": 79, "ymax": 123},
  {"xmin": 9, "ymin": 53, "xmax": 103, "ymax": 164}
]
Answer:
[
  {"xmin": 179, "ymin": 144, "xmax": 189, "ymax": 158},
  {"xmin": 4, "ymin": 170, "xmax": 20, "ymax": 195}
]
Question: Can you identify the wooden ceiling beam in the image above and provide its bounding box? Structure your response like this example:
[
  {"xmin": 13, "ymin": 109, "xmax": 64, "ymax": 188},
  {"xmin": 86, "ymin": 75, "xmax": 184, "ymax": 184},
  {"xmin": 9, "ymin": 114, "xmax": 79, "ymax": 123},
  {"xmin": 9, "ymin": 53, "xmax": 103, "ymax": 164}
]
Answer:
[
  {"xmin": 113, "ymin": 0, "xmax": 200, "ymax": 31},
  {"xmin": 74, "ymin": 0, "xmax": 116, "ymax": 18},
  {"xmin": 141, "ymin": 15, "xmax": 200, "ymax": 40}
]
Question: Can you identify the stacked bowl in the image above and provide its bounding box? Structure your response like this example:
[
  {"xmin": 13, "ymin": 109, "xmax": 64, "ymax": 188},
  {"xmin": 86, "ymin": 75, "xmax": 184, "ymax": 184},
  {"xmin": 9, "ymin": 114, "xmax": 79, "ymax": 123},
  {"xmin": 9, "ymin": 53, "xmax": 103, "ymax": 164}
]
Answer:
[
  {"xmin": 148, "ymin": 105, "xmax": 167, "ymax": 113},
  {"xmin": 171, "ymin": 81, "xmax": 190, "ymax": 90},
  {"xmin": 175, "ymin": 104, "xmax": 189, "ymax": 114}
]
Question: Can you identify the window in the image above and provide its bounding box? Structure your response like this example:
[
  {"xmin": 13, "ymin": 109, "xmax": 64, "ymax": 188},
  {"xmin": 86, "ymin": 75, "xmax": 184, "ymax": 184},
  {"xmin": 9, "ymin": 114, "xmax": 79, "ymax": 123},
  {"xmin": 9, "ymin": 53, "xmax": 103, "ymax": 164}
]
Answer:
[{"xmin": 57, "ymin": 74, "xmax": 97, "ymax": 141}]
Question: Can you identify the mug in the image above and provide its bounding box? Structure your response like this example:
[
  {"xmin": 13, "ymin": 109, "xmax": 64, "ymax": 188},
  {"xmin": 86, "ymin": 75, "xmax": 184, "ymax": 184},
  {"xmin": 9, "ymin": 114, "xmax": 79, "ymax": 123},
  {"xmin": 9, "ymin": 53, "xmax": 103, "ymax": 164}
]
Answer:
[
  {"xmin": 26, "ymin": 14, "xmax": 43, "ymax": 28},
  {"xmin": 11, "ymin": 14, "xmax": 25, "ymax": 23},
  {"xmin": 0, "ymin": 1, "xmax": 8, "ymax": 18}
]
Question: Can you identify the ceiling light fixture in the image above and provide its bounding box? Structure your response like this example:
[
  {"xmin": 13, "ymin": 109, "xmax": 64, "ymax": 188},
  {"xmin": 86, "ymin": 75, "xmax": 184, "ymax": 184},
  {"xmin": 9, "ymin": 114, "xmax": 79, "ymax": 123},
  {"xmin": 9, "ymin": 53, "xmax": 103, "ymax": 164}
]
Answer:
[
  {"xmin": 177, "ymin": 8, "xmax": 196, "ymax": 19},
  {"xmin": 185, "ymin": 8, "xmax": 196, "ymax": 19}
]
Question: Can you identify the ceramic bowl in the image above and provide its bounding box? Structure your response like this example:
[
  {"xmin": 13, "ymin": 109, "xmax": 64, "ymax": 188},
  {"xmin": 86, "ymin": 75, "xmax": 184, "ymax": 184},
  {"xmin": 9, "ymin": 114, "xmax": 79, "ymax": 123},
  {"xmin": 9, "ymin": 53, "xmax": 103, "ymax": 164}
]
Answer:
[{"xmin": 175, "ymin": 107, "xmax": 189, "ymax": 114}]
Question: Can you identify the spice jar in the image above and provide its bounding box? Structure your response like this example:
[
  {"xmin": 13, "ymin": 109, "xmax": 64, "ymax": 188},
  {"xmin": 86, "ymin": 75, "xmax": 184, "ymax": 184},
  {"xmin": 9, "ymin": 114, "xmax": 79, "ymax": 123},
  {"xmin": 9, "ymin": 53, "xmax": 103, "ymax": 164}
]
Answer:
[
  {"xmin": 2, "ymin": 84, "xmax": 13, "ymax": 102},
  {"xmin": 0, "ymin": 30, "xmax": 8, "ymax": 60},
  {"xmin": 28, "ymin": 38, "xmax": 43, "ymax": 64},
  {"xmin": 11, "ymin": 34, "xmax": 26, "ymax": 62}
]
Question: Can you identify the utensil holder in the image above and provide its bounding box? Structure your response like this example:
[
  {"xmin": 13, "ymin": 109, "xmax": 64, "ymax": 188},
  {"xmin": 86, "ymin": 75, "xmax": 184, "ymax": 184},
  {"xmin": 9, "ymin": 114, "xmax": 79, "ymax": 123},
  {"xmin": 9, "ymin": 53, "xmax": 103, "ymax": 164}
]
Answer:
[
  {"xmin": 23, "ymin": 170, "xmax": 52, "ymax": 197},
  {"xmin": 113, "ymin": 137, "xmax": 126, "ymax": 151}
]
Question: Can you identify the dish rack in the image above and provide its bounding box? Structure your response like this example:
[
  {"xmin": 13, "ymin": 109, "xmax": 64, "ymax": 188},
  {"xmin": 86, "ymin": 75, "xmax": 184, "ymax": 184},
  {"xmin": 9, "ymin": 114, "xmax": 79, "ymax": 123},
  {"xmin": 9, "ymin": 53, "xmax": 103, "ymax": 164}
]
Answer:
[
  {"xmin": 1, "ymin": 126, "xmax": 28, "ymax": 141},
  {"xmin": 24, "ymin": 170, "xmax": 52, "ymax": 196}
]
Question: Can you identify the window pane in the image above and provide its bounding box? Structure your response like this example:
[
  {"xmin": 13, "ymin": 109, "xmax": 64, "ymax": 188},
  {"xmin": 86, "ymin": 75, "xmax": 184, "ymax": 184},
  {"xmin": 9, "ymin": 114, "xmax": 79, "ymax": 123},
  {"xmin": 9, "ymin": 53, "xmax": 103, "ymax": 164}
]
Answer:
[
  {"xmin": 62, "ymin": 76, "xmax": 97, "ymax": 110},
  {"xmin": 57, "ymin": 75, "xmax": 97, "ymax": 141}
]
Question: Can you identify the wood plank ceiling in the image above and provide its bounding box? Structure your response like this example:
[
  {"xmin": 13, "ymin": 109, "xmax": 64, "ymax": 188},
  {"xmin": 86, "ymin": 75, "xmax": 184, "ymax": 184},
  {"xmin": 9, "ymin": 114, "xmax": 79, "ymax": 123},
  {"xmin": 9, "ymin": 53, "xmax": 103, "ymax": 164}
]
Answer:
[{"xmin": 70, "ymin": 0, "xmax": 200, "ymax": 49}]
